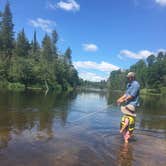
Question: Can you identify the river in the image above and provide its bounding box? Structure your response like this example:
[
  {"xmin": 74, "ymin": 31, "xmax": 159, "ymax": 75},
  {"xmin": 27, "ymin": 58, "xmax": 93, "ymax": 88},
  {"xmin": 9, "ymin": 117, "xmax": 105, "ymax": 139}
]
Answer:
[{"xmin": 0, "ymin": 90, "xmax": 165, "ymax": 166}]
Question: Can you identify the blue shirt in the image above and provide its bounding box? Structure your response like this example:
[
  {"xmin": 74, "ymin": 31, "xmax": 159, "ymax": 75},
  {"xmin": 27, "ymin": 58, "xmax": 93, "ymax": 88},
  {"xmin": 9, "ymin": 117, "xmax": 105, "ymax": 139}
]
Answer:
[{"xmin": 125, "ymin": 80, "xmax": 140, "ymax": 107}]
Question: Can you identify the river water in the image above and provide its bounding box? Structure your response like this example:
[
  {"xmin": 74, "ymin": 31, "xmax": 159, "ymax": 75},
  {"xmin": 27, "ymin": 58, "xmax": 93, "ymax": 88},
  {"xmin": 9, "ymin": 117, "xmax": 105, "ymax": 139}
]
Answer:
[{"xmin": 0, "ymin": 90, "xmax": 165, "ymax": 166}]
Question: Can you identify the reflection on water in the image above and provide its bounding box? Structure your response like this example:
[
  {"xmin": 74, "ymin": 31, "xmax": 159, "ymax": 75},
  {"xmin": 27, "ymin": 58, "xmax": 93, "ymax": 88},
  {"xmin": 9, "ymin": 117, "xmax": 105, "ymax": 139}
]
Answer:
[
  {"xmin": 117, "ymin": 143, "xmax": 133, "ymax": 166},
  {"xmin": 137, "ymin": 95, "xmax": 166, "ymax": 131},
  {"xmin": 0, "ymin": 90, "xmax": 165, "ymax": 166}
]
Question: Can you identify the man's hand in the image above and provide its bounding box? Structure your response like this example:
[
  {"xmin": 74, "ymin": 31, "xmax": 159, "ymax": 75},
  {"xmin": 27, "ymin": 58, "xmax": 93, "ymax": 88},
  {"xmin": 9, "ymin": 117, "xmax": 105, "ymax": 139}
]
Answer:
[
  {"xmin": 117, "ymin": 98, "xmax": 124, "ymax": 105},
  {"xmin": 116, "ymin": 94, "xmax": 126, "ymax": 105}
]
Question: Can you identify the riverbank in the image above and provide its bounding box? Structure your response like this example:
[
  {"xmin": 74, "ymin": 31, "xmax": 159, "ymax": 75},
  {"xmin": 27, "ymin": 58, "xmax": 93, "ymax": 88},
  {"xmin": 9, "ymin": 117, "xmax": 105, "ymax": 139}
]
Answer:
[
  {"xmin": 0, "ymin": 81, "xmax": 74, "ymax": 93},
  {"xmin": 140, "ymin": 88, "xmax": 166, "ymax": 96},
  {"xmin": 1, "ymin": 82, "xmax": 166, "ymax": 97}
]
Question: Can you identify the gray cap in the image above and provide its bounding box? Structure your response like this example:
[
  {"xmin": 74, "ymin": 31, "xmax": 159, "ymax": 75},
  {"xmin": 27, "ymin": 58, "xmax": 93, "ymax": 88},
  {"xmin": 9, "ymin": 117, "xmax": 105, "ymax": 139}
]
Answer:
[{"xmin": 126, "ymin": 72, "xmax": 135, "ymax": 78}]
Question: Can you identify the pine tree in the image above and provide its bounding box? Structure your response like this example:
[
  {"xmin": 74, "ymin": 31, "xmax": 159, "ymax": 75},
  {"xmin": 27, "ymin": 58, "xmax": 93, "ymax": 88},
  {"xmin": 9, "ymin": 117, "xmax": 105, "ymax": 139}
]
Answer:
[
  {"xmin": 15, "ymin": 29, "xmax": 30, "ymax": 57},
  {"xmin": 30, "ymin": 30, "xmax": 40, "ymax": 61},
  {"xmin": 32, "ymin": 30, "xmax": 39, "ymax": 54},
  {"xmin": 0, "ymin": 11, "xmax": 2, "ymax": 52},
  {"xmin": 64, "ymin": 47, "xmax": 72, "ymax": 65},
  {"xmin": 42, "ymin": 34, "xmax": 52, "ymax": 61},
  {"xmin": 147, "ymin": 54, "xmax": 156, "ymax": 67},
  {"xmin": 51, "ymin": 30, "xmax": 58, "ymax": 58},
  {"xmin": 1, "ymin": 1, "xmax": 14, "ymax": 58}
]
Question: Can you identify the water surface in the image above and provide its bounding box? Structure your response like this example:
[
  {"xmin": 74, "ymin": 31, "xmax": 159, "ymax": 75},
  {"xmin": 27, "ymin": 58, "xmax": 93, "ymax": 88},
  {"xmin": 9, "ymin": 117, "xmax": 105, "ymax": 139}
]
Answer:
[{"xmin": 0, "ymin": 90, "xmax": 165, "ymax": 166}]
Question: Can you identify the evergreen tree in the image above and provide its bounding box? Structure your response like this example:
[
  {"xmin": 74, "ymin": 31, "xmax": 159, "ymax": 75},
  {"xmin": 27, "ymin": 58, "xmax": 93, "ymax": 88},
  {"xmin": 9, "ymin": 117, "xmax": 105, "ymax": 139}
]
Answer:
[
  {"xmin": 32, "ymin": 30, "xmax": 39, "ymax": 54},
  {"xmin": 64, "ymin": 47, "xmax": 72, "ymax": 65},
  {"xmin": 157, "ymin": 51, "xmax": 165, "ymax": 61},
  {"xmin": 0, "ymin": 1, "xmax": 14, "ymax": 58},
  {"xmin": 0, "ymin": 2, "xmax": 79, "ymax": 91},
  {"xmin": 67, "ymin": 66, "xmax": 79, "ymax": 88},
  {"xmin": 51, "ymin": 30, "xmax": 58, "ymax": 58},
  {"xmin": 42, "ymin": 34, "xmax": 52, "ymax": 61},
  {"xmin": 147, "ymin": 54, "xmax": 156, "ymax": 67},
  {"xmin": 15, "ymin": 29, "xmax": 30, "ymax": 57},
  {"xmin": 0, "ymin": 11, "xmax": 2, "ymax": 52},
  {"xmin": 30, "ymin": 30, "xmax": 40, "ymax": 61}
]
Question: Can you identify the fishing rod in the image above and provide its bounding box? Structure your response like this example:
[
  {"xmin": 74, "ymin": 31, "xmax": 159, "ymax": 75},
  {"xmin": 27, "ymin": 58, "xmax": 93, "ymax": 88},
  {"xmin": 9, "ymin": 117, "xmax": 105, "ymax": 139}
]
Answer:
[{"xmin": 67, "ymin": 104, "xmax": 113, "ymax": 124}]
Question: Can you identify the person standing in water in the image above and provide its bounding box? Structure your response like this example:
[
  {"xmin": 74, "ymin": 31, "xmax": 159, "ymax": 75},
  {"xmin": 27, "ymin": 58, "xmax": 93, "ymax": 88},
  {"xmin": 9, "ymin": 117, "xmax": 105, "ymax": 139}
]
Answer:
[{"xmin": 117, "ymin": 72, "xmax": 140, "ymax": 143}]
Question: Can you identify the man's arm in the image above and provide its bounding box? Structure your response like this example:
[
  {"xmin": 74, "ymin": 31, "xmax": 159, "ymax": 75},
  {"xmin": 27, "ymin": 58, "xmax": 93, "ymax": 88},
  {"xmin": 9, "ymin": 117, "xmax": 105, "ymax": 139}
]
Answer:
[
  {"xmin": 117, "ymin": 94, "xmax": 126, "ymax": 105},
  {"xmin": 117, "ymin": 82, "xmax": 140, "ymax": 105},
  {"xmin": 117, "ymin": 94, "xmax": 133, "ymax": 105}
]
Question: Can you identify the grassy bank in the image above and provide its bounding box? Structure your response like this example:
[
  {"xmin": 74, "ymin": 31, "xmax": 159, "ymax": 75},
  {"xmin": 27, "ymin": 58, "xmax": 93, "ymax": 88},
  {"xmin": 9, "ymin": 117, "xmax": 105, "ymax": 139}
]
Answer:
[
  {"xmin": 0, "ymin": 81, "xmax": 25, "ymax": 91},
  {"xmin": 140, "ymin": 88, "xmax": 166, "ymax": 96},
  {"xmin": 0, "ymin": 81, "xmax": 75, "ymax": 93}
]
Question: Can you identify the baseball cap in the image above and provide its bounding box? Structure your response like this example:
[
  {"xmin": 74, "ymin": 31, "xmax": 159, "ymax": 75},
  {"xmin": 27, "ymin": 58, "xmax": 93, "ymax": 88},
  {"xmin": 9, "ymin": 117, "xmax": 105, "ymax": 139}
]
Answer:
[{"xmin": 126, "ymin": 72, "xmax": 135, "ymax": 78}]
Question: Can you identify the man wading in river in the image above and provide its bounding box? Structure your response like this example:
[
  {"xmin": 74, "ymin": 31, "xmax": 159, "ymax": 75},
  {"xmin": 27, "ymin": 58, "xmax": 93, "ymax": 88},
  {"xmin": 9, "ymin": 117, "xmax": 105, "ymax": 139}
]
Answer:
[{"xmin": 117, "ymin": 72, "xmax": 140, "ymax": 143}]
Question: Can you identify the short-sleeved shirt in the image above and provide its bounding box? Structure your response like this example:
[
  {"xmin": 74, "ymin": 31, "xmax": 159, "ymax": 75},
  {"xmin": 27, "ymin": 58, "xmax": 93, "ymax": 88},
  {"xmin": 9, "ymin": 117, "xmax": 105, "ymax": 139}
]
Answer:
[{"xmin": 125, "ymin": 80, "xmax": 140, "ymax": 107}]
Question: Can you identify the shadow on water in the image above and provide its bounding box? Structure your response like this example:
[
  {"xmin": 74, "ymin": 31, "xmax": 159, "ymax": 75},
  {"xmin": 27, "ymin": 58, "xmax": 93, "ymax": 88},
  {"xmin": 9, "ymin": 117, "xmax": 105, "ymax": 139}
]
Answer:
[{"xmin": 0, "ymin": 90, "xmax": 165, "ymax": 166}]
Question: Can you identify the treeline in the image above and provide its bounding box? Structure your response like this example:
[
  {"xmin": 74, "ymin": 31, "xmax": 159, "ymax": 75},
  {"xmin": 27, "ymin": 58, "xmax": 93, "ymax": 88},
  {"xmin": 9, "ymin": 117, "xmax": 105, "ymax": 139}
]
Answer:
[
  {"xmin": 108, "ymin": 52, "xmax": 166, "ymax": 94},
  {"xmin": 79, "ymin": 79, "xmax": 107, "ymax": 89},
  {"xmin": 0, "ymin": 2, "xmax": 79, "ymax": 91}
]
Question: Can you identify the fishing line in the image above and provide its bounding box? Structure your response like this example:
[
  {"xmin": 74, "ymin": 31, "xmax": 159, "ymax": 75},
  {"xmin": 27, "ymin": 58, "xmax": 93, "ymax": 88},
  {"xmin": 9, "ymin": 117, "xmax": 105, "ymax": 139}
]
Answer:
[
  {"xmin": 63, "ymin": 104, "xmax": 166, "ymax": 139},
  {"xmin": 67, "ymin": 105, "xmax": 113, "ymax": 124}
]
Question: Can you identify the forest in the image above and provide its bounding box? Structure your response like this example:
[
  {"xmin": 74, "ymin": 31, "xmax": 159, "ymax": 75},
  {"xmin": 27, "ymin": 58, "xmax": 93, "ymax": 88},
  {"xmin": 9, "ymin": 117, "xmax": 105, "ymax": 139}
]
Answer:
[
  {"xmin": 108, "ymin": 52, "xmax": 166, "ymax": 94},
  {"xmin": 0, "ymin": 2, "xmax": 79, "ymax": 92},
  {"xmin": 1, "ymin": 2, "xmax": 165, "ymax": 94}
]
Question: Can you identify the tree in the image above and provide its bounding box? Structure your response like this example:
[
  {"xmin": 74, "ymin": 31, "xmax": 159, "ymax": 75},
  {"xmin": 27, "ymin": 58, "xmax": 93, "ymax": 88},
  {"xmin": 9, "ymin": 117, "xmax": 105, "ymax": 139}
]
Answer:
[
  {"xmin": 0, "ymin": 2, "xmax": 79, "ymax": 91},
  {"xmin": 130, "ymin": 59, "xmax": 147, "ymax": 88},
  {"xmin": 147, "ymin": 54, "xmax": 156, "ymax": 67},
  {"xmin": 30, "ymin": 30, "xmax": 40, "ymax": 61},
  {"xmin": 64, "ymin": 47, "xmax": 72, "ymax": 65},
  {"xmin": 108, "ymin": 69, "xmax": 127, "ymax": 90},
  {"xmin": 0, "ymin": 1, "xmax": 14, "ymax": 58},
  {"xmin": 108, "ymin": 52, "xmax": 166, "ymax": 92},
  {"xmin": 31, "ymin": 30, "xmax": 39, "ymax": 54},
  {"xmin": 42, "ymin": 34, "xmax": 52, "ymax": 61},
  {"xmin": 0, "ymin": 11, "xmax": 2, "ymax": 52},
  {"xmin": 157, "ymin": 51, "xmax": 165, "ymax": 61},
  {"xmin": 15, "ymin": 29, "xmax": 30, "ymax": 57},
  {"xmin": 67, "ymin": 66, "xmax": 79, "ymax": 87},
  {"xmin": 51, "ymin": 30, "xmax": 58, "ymax": 58}
]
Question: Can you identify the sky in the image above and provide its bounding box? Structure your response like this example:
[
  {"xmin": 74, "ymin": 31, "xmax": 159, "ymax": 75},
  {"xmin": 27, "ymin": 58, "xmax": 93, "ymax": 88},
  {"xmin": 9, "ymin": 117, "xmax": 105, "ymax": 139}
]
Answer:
[{"xmin": 0, "ymin": 0, "xmax": 166, "ymax": 81}]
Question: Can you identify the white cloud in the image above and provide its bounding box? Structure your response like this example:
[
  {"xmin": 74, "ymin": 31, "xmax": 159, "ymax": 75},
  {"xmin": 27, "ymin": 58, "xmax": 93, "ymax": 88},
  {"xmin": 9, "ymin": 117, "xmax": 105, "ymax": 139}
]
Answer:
[
  {"xmin": 56, "ymin": 0, "xmax": 80, "ymax": 12},
  {"xmin": 48, "ymin": 2, "xmax": 57, "ymax": 10},
  {"xmin": 82, "ymin": 44, "xmax": 98, "ymax": 52},
  {"xmin": 155, "ymin": 0, "xmax": 166, "ymax": 6},
  {"xmin": 73, "ymin": 61, "xmax": 119, "ymax": 72},
  {"xmin": 79, "ymin": 72, "xmax": 107, "ymax": 82},
  {"xmin": 29, "ymin": 18, "xmax": 56, "ymax": 33},
  {"xmin": 119, "ymin": 50, "xmax": 153, "ymax": 59},
  {"xmin": 157, "ymin": 48, "xmax": 166, "ymax": 52}
]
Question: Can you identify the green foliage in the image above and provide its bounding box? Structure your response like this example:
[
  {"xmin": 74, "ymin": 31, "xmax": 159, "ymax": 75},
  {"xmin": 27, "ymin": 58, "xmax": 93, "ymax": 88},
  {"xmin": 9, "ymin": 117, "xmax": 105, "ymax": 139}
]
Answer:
[
  {"xmin": 7, "ymin": 82, "xmax": 25, "ymax": 91},
  {"xmin": 0, "ymin": 1, "xmax": 14, "ymax": 57},
  {"xmin": 51, "ymin": 30, "xmax": 58, "ymax": 58},
  {"xmin": 108, "ymin": 69, "xmax": 127, "ymax": 90},
  {"xmin": 42, "ymin": 34, "xmax": 53, "ymax": 61},
  {"xmin": 140, "ymin": 88, "xmax": 160, "ymax": 95},
  {"xmin": 79, "ymin": 79, "xmax": 107, "ymax": 89},
  {"xmin": 130, "ymin": 59, "xmax": 147, "ymax": 87},
  {"xmin": 15, "ymin": 29, "xmax": 30, "ymax": 57},
  {"xmin": 0, "ymin": 2, "xmax": 79, "ymax": 92},
  {"xmin": 64, "ymin": 47, "xmax": 72, "ymax": 65},
  {"xmin": 160, "ymin": 87, "xmax": 166, "ymax": 96},
  {"xmin": 108, "ymin": 52, "xmax": 166, "ymax": 93}
]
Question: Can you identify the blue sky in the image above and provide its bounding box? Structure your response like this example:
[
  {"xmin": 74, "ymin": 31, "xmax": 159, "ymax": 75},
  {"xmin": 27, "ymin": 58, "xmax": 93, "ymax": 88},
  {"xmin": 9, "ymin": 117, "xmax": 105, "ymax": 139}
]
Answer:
[{"xmin": 1, "ymin": 0, "xmax": 166, "ymax": 81}]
